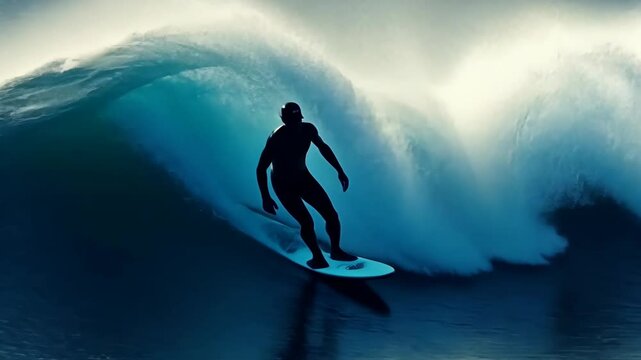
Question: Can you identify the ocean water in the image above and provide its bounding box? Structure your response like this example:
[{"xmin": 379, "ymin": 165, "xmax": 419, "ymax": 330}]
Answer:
[
  {"xmin": 2, "ymin": 13, "xmax": 641, "ymax": 359},
  {"xmin": 2, "ymin": 113, "xmax": 641, "ymax": 359}
]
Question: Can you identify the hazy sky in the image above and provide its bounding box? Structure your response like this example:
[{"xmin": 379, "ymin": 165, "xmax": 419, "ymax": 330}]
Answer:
[
  {"xmin": 1, "ymin": 0, "xmax": 639, "ymax": 88},
  {"xmin": 253, "ymin": 0, "xmax": 640, "ymax": 81}
]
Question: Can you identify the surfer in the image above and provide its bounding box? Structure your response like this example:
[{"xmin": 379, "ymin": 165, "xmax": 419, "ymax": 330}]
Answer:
[{"xmin": 256, "ymin": 102, "xmax": 357, "ymax": 269}]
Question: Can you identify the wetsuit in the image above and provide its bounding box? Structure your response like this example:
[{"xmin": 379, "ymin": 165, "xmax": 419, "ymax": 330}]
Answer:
[
  {"xmin": 268, "ymin": 122, "xmax": 339, "ymax": 248},
  {"xmin": 256, "ymin": 121, "xmax": 354, "ymax": 267}
]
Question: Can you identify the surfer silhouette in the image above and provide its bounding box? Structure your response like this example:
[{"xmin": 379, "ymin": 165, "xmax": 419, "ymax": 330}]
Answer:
[{"xmin": 256, "ymin": 102, "xmax": 357, "ymax": 269}]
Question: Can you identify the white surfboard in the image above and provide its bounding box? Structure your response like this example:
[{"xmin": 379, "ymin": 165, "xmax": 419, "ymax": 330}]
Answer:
[
  {"xmin": 244, "ymin": 203, "xmax": 395, "ymax": 279},
  {"xmin": 286, "ymin": 246, "xmax": 395, "ymax": 279}
]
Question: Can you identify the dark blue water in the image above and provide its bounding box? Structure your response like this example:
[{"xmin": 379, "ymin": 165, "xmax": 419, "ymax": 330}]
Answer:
[{"xmin": 2, "ymin": 112, "xmax": 641, "ymax": 359}]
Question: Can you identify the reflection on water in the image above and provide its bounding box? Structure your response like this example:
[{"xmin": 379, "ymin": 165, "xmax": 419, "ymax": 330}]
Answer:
[{"xmin": 275, "ymin": 278, "xmax": 390, "ymax": 360}]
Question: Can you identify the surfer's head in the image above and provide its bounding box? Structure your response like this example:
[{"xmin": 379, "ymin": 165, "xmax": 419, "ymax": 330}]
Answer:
[{"xmin": 280, "ymin": 102, "xmax": 304, "ymax": 125}]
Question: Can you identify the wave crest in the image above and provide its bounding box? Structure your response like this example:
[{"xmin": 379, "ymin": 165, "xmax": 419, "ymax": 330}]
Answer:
[{"xmin": 3, "ymin": 25, "xmax": 641, "ymax": 275}]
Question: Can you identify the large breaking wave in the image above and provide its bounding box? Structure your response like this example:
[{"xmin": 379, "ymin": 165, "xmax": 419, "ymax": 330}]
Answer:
[{"xmin": 2, "ymin": 16, "xmax": 641, "ymax": 275}]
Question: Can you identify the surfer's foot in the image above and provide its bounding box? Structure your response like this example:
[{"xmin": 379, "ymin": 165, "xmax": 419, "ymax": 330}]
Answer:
[
  {"xmin": 306, "ymin": 257, "xmax": 329, "ymax": 269},
  {"xmin": 330, "ymin": 249, "xmax": 357, "ymax": 261}
]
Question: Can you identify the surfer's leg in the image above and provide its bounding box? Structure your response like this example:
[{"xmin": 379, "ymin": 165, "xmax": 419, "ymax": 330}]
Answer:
[
  {"xmin": 286, "ymin": 201, "xmax": 329, "ymax": 269},
  {"xmin": 301, "ymin": 174, "xmax": 357, "ymax": 261},
  {"xmin": 272, "ymin": 179, "xmax": 328, "ymax": 269}
]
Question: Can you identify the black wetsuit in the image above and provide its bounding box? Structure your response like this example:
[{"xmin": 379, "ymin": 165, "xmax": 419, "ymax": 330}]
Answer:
[
  {"xmin": 257, "ymin": 121, "xmax": 354, "ymax": 267},
  {"xmin": 270, "ymin": 123, "xmax": 337, "ymax": 220}
]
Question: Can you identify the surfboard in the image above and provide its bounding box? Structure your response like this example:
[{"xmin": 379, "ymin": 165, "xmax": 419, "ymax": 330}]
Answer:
[
  {"xmin": 243, "ymin": 203, "xmax": 395, "ymax": 279},
  {"xmin": 286, "ymin": 246, "xmax": 395, "ymax": 279}
]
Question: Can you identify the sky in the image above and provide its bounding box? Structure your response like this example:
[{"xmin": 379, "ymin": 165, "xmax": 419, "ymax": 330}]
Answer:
[
  {"xmin": 1, "ymin": 0, "xmax": 640, "ymax": 104},
  {"xmin": 254, "ymin": 0, "xmax": 639, "ymax": 78}
]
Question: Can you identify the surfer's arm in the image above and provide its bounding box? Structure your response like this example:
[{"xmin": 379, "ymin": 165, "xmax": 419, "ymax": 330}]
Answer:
[
  {"xmin": 309, "ymin": 124, "xmax": 349, "ymax": 191},
  {"xmin": 256, "ymin": 136, "xmax": 273, "ymax": 200},
  {"xmin": 309, "ymin": 124, "xmax": 345, "ymax": 176}
]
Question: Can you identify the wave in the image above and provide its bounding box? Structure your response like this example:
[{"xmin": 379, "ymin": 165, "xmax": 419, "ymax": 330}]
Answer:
[{"xmin": 2, "ymin": 20, "xmax": 641, "ymax": 275}]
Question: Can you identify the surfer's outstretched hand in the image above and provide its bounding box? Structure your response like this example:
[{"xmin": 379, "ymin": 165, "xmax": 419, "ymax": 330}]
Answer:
[
  {"xmin": 338, "ymin": 171, "xmax": 349, "ymax": 192},
  {"xmin": 262, "ymin": 197, "xmax": 279, "ymax": 214}
]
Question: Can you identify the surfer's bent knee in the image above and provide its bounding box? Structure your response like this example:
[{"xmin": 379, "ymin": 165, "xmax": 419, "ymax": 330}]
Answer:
[
  {"xmin": 300, "ymin": 222, "xmax": 315, "ymax": 237},
  {"xmin": 325, "ymin": 208, "xmax": 339, "ymax": 224}
]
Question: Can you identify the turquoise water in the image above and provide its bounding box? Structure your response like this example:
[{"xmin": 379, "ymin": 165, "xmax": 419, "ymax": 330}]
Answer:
[
  {"xmin": 3, "ymin": 19, "xmax": 641, "ymax": 359},
  {"xmin": 2, "ymin": 113, "xmax": 641, "ymax": 359}
]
